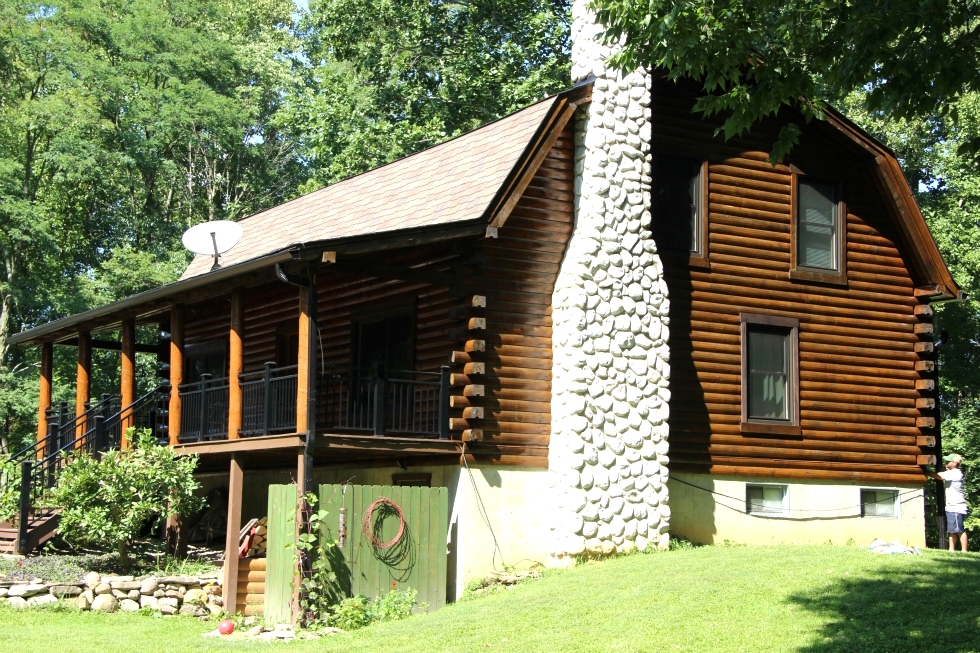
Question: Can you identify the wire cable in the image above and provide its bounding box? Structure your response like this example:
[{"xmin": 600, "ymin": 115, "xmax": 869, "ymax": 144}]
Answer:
[{"xmin": 671, "ymin": 475, "xmax": 922, "ymax": 520}]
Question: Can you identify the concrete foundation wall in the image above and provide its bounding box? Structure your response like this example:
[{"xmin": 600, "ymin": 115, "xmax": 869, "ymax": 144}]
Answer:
[{"xmin": 668, "ymin": 472, "xmax": 926, "ymax": 547}]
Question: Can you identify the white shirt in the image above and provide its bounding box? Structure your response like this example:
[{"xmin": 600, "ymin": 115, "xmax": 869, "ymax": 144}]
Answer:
[{"xmin": 939, "ymin": 467, "xmax": 967, "ymax": 514}]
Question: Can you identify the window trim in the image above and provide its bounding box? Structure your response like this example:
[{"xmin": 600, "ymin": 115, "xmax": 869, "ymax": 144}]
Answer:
[
  {"xmin": 790, "ymin": 173, "xmax": 847, "ymax": 286},
  {"xmin": 651, "ymin": 153, "xmax": 709, "ymax": 268},
  {"xmin": 740, "ymin": 314, "xmax": 801, "ymax": 436},
  {"xmin": 860, "ymin": 488, "xmax": 901, "ymax": 519},
  {"xmin": 745, "ymin": 483, "xmax": 790, "ymax": 517}
]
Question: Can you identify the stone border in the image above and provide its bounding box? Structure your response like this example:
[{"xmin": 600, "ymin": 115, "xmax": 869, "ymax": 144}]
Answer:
[{"xmin": 0, "ymin": 571, "xmax": 223, "ymax": 616}]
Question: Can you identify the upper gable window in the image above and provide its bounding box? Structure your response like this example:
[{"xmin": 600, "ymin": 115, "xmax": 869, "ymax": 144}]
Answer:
[
  {"xmin": 793, "ymin": 177, "xmax": 845, "ymax": 284},
  {"xmin": 652, "ymin": 156, "xmax": 705, "ymax": 259}
]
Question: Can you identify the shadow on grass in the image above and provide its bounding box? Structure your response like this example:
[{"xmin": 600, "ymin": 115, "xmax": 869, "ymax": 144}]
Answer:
[{"xmin": 789, "ymin": 553, "xmax": 980, "ymax": 653}]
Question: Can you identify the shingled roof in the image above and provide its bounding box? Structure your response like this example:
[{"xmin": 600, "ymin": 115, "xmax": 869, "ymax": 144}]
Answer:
[
  {"xmin": 8, "ymin": 83, "xmax": 592, "ymax": 345},
  {"xmin": 183, "ymin": 91, "xmax": 570, "ymax": 279}
]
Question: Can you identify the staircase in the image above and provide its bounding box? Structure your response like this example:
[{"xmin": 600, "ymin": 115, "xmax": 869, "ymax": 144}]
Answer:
[
  {"xmin": 0, "ymin": 509, "xmax": 60, "ymax": 554},
  {"xmin": 1, "ymin": 385, "xmax": 169, "ymax": 554}
]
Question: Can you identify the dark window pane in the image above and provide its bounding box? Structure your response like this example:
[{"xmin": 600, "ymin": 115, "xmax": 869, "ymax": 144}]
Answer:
[
  {"xmin": 652, "ymin": 157, "xmax": 701, "ymax": 254},
  {"xmin": 798, "ymin": 180, "xmax": 837, "ymax": 269},
  {"xmin": 748, "ymin": 328, "xmax": 789, "ymax": 420}
]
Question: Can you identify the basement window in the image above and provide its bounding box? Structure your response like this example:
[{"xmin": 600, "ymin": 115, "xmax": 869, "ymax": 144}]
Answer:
[
  {"xmin": 861, "ymin": 489, "xmax": 899, "ymax": 518},
  {"xmin": 746, "ymin": 484, "xmax": 789, "ymax": 516}
]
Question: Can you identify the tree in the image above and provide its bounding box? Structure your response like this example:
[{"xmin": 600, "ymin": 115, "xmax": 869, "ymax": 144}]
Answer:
[
  {"xmin": 287, "ymin": 0, "xmax": 572, "ymax": 188},
  {"xmin": 591, "ymin": 0, "xmax": 980, "ymax": 160},
  {"xmin": 0, "ymin": 0, "xmax": 306, "ymax": 452},
  {"xmin": 43, "ymin": 429, "xmax": 204, "ymax": 567}
]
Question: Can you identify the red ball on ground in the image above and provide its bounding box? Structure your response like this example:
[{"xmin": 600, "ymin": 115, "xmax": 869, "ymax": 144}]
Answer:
[{"xmin": 218, "ymin": 620, "xmax": 235, "ymax": 635}]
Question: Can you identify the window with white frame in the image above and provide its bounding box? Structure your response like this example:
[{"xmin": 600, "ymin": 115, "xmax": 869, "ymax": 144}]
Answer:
[
  {"xmin": 746, "ymin": 484, "xmax": 789, "ymax": 516},
  {"xmin": 861, "ymin": 489, "xmax": 899, "ymax": 518}
]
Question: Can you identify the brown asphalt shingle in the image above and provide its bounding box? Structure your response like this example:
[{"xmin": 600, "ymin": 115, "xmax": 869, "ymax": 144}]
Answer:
[{"xmin": 181, "ymin": 96, "xmax": 559, "ymax": 279}]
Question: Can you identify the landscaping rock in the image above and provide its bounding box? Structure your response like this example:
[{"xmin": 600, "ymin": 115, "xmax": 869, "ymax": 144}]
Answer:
[
  {"xmin": 74, "ymin": 594, "xmax": 92, "ymax": 610},
  {"xmin": 6, "ymin": 596, "xmax": 27, "ymax": 609},
  {"xmin": 119, "ymin": 599, "xmax": 141, "ymax": 612},
  {"xmin": 140, "ymin": 595, "xmax": 158, "ymax": 610},
  {"xmin": 111, "ymin": 589, "xmax": 129, "ymax": 599},
  {"xmin": 110, "ymin": 580, "xmax": 142, "ymax": 592},
  {"xmin": 91, "ymin": 594, "xmax": 118, "ymax": 613},
  {"xmin": 94, "ymin": 583, "xmax": 111, "ymax": 595},
  {"xmin": 184, "ymin": 588, "xmax": 206, "ymax": 605},
  {"xmin": 179, "ymin": 604, "xmax": 208, "ymax": 618},
  {"xmin": 27, "ymin": 593, "xmax": 58, "ymax": 607},
  {"xmin": 80, "ymin": 589, "xmax": 95, "ymax": 604},
  {"xmin": 84, "ymin": 571, "xmax": 101, "ymax": 587},
  {"xmin": 48, "ymin": 584, "xmax": 83, "ymax": 598},
  {"xmin": 139, "ymin": 577, "xmax": 159, "ymax": 594},
  {"xmin": 7, "ymin": 583, "xmax": 46, "ymax": 598},
  {"xmin": 158, "ymin": 597, "xmax": 179, "ymax": 615},
  {"xmin": 0, "ymin": 588, "xmax": 8, "ymax": 598},
  {"xmin": 127, "ymin": 589, "xmax": 140, "ymax": 601}
]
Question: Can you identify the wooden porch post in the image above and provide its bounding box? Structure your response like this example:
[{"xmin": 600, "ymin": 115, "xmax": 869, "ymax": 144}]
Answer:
[
  {"xmin": 36, "ymin": 341, "xmax": 52, "ymax": 455},
  {"xmin": 120, "ymin": 316, "xmax": 136, "ymax": 448},
  {"xmin": 228, "ymin": 290, "xmax": 244, "ymax": 440},
  {"xmin": 292, "ymin": 450, "xmax": 306, "ymax": 627},
  {"xmin": 223, "ymin": 453, "xmax": 244, "ymax": 613},
  {"xmin": 296, "ymin": 287, "xmax": 310, "ymax": 435},
  {"xmin": 168, "ymin": 305, "xmax": 184, "ymax": 446},
  {"xmin": 75, "ymin": 331, "xmax": 92, "ymax": 448}
]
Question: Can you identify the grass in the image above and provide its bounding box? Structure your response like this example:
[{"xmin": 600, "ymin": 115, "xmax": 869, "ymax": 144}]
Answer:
[{"xmin": 3, "ymin": 544, "xmax": 980, "ymax": 652}]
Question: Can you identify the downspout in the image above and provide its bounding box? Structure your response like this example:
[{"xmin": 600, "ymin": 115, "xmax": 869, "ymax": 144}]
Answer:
[{"xmin": 275, "ymin": 263, "xmax": 316, "ymax": 496}]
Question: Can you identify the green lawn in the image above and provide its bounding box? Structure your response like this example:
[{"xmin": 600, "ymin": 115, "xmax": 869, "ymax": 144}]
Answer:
[{"xmin": 3, "ymin": 544, "xmax": 979, "ymax": 653}]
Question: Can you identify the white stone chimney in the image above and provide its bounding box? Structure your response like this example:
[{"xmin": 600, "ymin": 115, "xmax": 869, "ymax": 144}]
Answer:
[{"xmin": 548, "ymin": 0, "xmax": 671, "ymax": 560}]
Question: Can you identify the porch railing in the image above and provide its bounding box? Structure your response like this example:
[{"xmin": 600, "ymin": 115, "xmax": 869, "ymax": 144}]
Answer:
[
  {"xmin": 240, "ymin": 363, "xmax": 298, "ymax": 437},
  {"xmin": 320, "ymin": 366, "xmax": 450, "ymax": 439},
  {"xmin": 178, "ymin": 374, "xmax": 230, "ymax": 443},
  {"xmin": 173, "ymin": 364, "xmax": 450, "ymax": 442}
]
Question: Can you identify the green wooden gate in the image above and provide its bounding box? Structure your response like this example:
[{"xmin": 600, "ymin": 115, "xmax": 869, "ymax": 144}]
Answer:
[
  {"xmin": 319, "ymin": 484, "xmax": 448, "ymax": 611},
  {"xmin": 265, "ymin": 483, "xmax": 448, "ymax": 622}
]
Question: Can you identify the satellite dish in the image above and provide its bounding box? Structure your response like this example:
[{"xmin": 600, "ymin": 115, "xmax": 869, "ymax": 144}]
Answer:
[{"xmin": 182, "ymin": 220, "xmax": 243, "ymax": 271}]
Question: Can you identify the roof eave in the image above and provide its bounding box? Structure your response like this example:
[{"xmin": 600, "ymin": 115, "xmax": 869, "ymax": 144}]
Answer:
[{"xmin": 822, "ymin": 107, "xmax": 962, "ymax": 301}]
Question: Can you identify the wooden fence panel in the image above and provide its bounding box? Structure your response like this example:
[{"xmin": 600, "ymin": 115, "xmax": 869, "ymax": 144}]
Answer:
[
  {"xmin": 318, "ymin": 483, "xmax": 448, "ymax": 611},
  {"xmin": 265, "ymin": 484, "xmax": 296, "ymax": 625}
]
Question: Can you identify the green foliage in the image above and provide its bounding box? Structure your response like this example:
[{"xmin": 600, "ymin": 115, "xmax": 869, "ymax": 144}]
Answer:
[
  {"xmin": 288, "ymin": 0, "xmax": 571, "ymax": 187},
  {"xmin": 592, "ymin": 0, "xmax": 980, "ymax": 162},
  {"xmin": 296, "ymin": 493, "xmax": 345, "ymax": 628},
  {"xmin": 42, "ymin": 428, "xmax": 205, "ymax": 567},
  {"xmin": 326, "ymin": 589, "xmax": 418, "ymax": 631},
  {"xmin": 0, "ymin": 456, "xmax": 22, "ymax": 523}
]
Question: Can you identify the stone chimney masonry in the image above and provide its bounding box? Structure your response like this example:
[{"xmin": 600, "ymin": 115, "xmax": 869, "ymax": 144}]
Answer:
[{"xmin": 548, "ymin": 0, "xmax": 671, "ymax": 561}]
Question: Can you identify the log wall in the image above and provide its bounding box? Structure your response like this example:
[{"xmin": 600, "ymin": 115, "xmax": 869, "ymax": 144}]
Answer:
[
  {"xmin": 654, "ymin": 78, "xmax": 933, "ymax": 483},
  {"xmin": 448, "ymin": 124, "xmax": 575, "ymax": 466}
]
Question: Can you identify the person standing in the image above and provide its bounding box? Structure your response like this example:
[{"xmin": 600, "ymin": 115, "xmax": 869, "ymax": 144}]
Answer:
[{"xmin": 924, "ymin": 453, "xmax": 968, "ymax": 552}]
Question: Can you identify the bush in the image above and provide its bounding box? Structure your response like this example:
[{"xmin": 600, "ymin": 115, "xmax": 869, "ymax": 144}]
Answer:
[
  {"xmin": 42, "ymin": 428, "xmax": 204, "ymax": 568},
  {"xmin": 324, "ymin": 589, "xmax": 418, "ymax": 631}
]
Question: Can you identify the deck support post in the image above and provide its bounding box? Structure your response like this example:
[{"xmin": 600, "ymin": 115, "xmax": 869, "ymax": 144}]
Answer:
[
  {"xmin": 36, "ymin": 342, "xmax": 52, "ymax": 457},
  {"xmin": 228, "ymin": 290, "xmax": 244, "ymax": 440},
  {"xmin": 169, "ymin": 305, "xmax": 184, "ymax": 445},
  {"xmin": 222, "ymin": 454, "xmax": 244, "ymax": 613},
  {"xmin": 75, "ymin": 331, "xmax": 91, "ymax": 448},
  {"xmin": 120, "ymin": 316, "xmax": 136, "ymax": 447}
]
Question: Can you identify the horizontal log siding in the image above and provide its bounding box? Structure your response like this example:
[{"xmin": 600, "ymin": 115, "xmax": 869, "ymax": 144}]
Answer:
[
  {"xmin": 655, "ymin": 79, "xmax": 925, "ymax": 483},
  {"xmin": 453, "ymin": 125, "xmax": 575, "ymax": 466}
]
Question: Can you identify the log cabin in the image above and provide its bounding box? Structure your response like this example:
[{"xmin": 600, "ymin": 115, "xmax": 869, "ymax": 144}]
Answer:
[{"xmin": 2, "ymin": 4, "xmax": 961, "ymax": 605}]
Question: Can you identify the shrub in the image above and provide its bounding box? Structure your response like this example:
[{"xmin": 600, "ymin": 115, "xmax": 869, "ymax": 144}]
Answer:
[
  {"xmin": 0, "ymin": 457, "xmax": 22, "ymax": 523},
  {"xmin": 326, "ymin": 589, "xmax": 418, "ymax": 631},
  {"xmin": 42, "ymin": 428, "xmax": 204, "ymax": 568}
]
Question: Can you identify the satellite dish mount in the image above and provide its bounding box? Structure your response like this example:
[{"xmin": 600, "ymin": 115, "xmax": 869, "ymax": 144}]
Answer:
[{"xmin": 181, "ymin": 221, "xmax": 244, "ymax": 271}]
